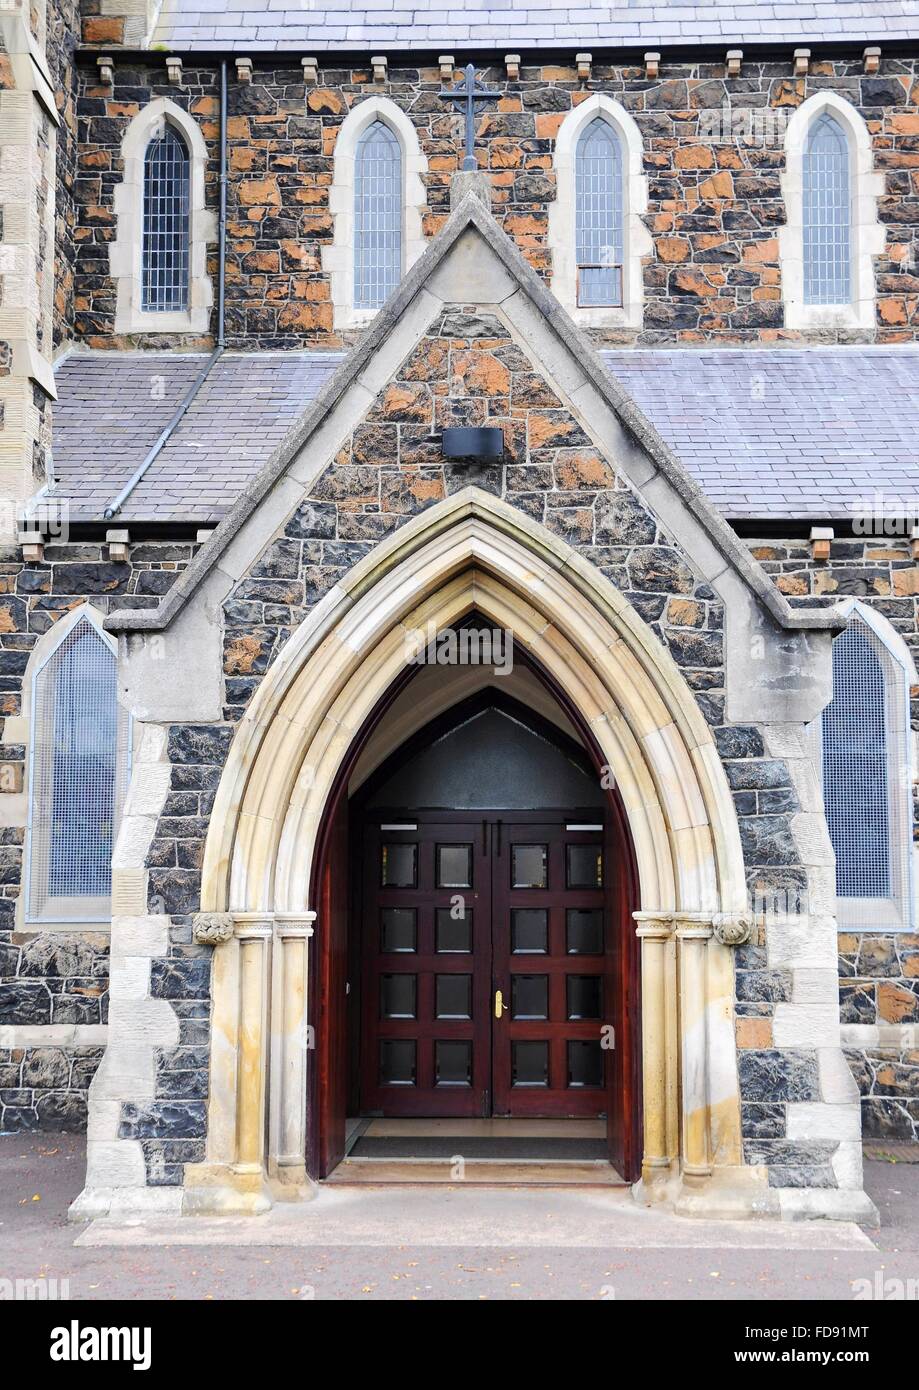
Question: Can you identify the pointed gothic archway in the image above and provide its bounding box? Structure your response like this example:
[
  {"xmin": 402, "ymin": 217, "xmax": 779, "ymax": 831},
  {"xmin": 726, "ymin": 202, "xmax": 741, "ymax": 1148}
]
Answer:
[{"xmin": 186, "ymin": 488, "xmax": 751, "ymax": 1213}]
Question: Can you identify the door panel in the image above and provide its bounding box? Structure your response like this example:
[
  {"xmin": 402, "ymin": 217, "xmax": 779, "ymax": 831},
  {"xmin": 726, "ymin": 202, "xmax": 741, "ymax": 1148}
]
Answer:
[
  {"xmin": 360, "ymin": 812, "xmax": 616, "ymax": 1127},
  {"xmin": 492, "ymin": 821, "xmax": 608, "ymax": 1117},
  {"xmin": 360, "ymin": 821, "xmax": 492, "ymax": 1116}
]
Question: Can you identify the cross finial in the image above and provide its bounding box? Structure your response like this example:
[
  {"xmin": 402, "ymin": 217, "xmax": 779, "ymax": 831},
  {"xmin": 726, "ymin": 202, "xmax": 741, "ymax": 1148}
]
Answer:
[{"xmin": 439, "ymin": 62, "xmax": 501, "ymax": 171}]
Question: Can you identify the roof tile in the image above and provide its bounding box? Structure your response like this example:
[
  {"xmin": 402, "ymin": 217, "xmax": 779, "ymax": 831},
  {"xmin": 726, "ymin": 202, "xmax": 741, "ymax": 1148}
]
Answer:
[
  {"xmin": 152, "ymin": 0, "xmax": 913, "ymax": 49},
  {"xmin": 48, "ymin": 345, "xmax": 919, "ymax": 526}
]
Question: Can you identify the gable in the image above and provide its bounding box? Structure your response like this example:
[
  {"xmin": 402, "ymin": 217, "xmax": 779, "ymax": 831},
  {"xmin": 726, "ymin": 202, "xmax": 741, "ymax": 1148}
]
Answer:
[
  {"xmin": 218, "ymin": 301, "xmax": 724, "ymax": 724},
  {"xmin": 107, "ymin": 195, "xmax": 839, "ymax": 638},
  {"xmin": 109, "ymin": 194, "xmax": 842, "ymax": 729}
]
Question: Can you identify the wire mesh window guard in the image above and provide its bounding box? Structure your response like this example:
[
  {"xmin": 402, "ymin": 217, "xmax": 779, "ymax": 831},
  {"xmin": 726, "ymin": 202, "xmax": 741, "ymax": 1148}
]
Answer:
[
  {"xmin": 821, "ymin": 617, "xmax": 913, "ymax": 930},
  {"xmin": 354, "ymin": 121, "xmax": 402, "ymax": 311},
  {"xmin": 27, "ymin": 618, "xmax": 130, "ymax": 923},
  {"xmin": 142, "ymin": 124, "xmax": 191, "ymax": 312},
  {"xmin": 575, "ymin": 118, "xmax": 624, "ymax": 308},
  {"xmin": 803, "ymin": 113, "xmax": 851, "ymax": 307}
]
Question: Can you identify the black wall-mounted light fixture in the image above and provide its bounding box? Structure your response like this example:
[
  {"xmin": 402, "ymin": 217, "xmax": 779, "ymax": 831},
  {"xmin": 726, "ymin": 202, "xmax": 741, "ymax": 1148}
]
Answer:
[{"xmin": 441, "ymin": 427, "xmax": 505, "ymax": 461}]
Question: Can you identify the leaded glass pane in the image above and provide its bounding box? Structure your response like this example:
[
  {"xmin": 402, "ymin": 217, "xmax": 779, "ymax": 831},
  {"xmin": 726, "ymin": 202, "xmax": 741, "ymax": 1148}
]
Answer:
[
  {"xmin": 27, "ymin": 617, "xmax": 130, "ymax": 922},
  {"xmin": 822, "ymin": 621, "xmax": 890, "ymax": 897},
  {"xmin": 576, "ymin": 118, "xmax": 624, "ymax": 308},
  {"xmin": 142, "ymin": 125, "xmax": 190, "ymax": 311},
  {"xmin": 354, "ymin": 121, "xmax": 402, "ymax": 310},
  {"xmin": 803, "ymin": 114, "xmax": 851, "ymax": 306}
]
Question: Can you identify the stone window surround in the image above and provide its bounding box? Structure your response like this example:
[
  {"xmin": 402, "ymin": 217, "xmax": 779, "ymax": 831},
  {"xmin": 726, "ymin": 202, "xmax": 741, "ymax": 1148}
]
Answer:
[
  {"xmin": 778, "ymin": 91, "xmax": 885, "ymax": 334},
  {"xmin": 110, "ymin": 98, "xmax": 216, "ymax": 336},
  {"xmin": 13, "ymin": 603, "xmax": 120, "ymax": 933},
  {"xmin": 323, "ymin": 95, "xmax": 429, "ymax": 332},
  {"xmin": 812, "ymin": 598, "xmax": 917, "ymax": 934},
  {"xmin": 548, "ymin": 93, "xmax": 652, "ymax": 331}
]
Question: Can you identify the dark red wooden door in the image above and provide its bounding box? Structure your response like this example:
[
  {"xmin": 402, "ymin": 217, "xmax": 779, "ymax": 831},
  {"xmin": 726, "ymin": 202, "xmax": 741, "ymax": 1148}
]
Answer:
[
  {"xmin": 361, "ymin": 813, "xmax": 614, "ymax": 1124},
  {"xmin": 360, "ymin": 820, "xmax": 493, "ymax": 1116},
  {"xmin": 491, "ymin": 820, "xmax": 608, "ymax": 1117}
]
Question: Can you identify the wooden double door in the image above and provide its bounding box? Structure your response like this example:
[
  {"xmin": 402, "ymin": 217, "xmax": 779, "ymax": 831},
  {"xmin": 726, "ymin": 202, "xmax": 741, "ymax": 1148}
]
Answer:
[{"xmin": 360, "ymin": 813, "xmax": 615, "ymax": 1119}]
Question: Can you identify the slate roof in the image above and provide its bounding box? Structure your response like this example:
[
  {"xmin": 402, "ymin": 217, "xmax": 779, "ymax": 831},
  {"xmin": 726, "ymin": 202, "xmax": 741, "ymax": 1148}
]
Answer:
[
  {"xmin": 603, "ymin": 347, "xmax": 919, "ymax": 521},
  {"xmin": 48, "ymin": 345, "xmax": 919, "ymax": 525},
  {"xmin": 48, "ymin": 351, "xmax": 345, "ymax": 524},
  {"xmin": 151, "ymin": 1, "xmax": 918, "ymax": 53}
]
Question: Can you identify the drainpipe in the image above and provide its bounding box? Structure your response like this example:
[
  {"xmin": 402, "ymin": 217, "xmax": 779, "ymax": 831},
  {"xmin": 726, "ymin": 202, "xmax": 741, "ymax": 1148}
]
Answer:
[
  {"xmin": 104, "ymin": 59, "xmax": 229, "ymax": 522},
  {"xmin": 217, "ymin": 56, "xmax": 228, "ymax": 349}
]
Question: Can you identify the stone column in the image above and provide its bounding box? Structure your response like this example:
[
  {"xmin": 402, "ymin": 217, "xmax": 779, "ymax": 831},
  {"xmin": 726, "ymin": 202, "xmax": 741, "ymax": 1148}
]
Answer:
[
  {"xmin": 633, "ymin": 911, "xmax": 675, "ymax": 1184},
  {"xmin": 675, "ymin": 915, "xmax": 715, "ymax": 1182},
  {"xmin": 232, "ymin": 913, "xmax": 273, "ymax": 1178},
  {"xmin": 269, "ymin": 912, "xmax": 316, "ymax": 1187}
]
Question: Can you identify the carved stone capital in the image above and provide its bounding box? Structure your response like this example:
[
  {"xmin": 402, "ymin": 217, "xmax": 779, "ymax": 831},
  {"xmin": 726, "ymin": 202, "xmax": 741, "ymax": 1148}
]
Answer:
[
  {"xmin": 193, "ymin": 912, "xmax": 235, "ymax": 946},
  {"xmin": 633, "ymin": 910, "xmax": 675, "ymax": 940},
  {"xmin": 274, "ymin": 911, "xmax": 317, "ymax": 941},
  {"xmin": 712, "ymin": 912, "xmax": 753, "ymax": 948}
]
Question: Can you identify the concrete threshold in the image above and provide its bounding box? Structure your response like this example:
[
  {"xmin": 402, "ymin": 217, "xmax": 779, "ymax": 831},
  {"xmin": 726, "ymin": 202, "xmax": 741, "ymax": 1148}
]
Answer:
[
  {"xmin": 74, "ymin": 1184, "xmax": 878, "ymax": 1252},
  {"xmin": 325, "ymin": 1158, "xmax": 626, "ymax": 1185}
]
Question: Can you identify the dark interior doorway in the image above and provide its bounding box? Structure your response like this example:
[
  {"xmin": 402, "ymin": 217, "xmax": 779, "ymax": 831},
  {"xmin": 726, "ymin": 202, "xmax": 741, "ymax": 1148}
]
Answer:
[{"xmin": 310, "ymin": 658, "xmax": 641, "ymax": 1185}]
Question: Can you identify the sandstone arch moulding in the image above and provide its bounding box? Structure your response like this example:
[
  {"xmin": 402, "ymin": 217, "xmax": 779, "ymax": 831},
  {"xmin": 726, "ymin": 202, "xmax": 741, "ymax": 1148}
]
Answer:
[{"xmin": 183, "ymin": 488, "xmax": 752, "ymax": 1216}]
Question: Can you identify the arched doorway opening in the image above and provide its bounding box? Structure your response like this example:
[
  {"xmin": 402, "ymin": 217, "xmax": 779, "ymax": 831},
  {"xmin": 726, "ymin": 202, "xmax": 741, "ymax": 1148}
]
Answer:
[
  {"xmin": 309, "ymin": 627, "xmax": 641, "ymax": 1182},
  {"xmin": 190, "ymin": 490, "xmax": 748, "ymax": 1216}
]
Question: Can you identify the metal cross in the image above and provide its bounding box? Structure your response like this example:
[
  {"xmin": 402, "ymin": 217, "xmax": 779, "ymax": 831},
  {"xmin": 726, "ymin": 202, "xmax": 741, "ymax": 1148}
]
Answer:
[{"xmin": 439, "ymin": 62, "xmax": 501, "ymax": 171}]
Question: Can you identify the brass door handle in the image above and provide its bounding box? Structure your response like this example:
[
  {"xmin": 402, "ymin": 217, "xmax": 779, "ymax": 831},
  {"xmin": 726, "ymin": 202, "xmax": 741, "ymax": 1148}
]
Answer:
[{"xmin": 495, "ymin": 988, "xmax": 509, "ymax": 1019}]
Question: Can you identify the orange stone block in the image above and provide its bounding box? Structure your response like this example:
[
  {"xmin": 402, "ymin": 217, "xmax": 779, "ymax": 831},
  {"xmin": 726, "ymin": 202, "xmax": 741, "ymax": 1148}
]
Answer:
[
  {"xmin": 879, "ymin": 297, "xmax": 908, "ymax": 325},
  {"xmin": 236, "ymin": 176, "xmax": 279, "ymax": 208},
  {"xmin": 82, "ymin": 15, "xmax": 124, "ymax": 42},
  {"xmin": 736, "ymin": 1018, "xmax": 773, "ymax": 1049},
  {"xmin": 674, "ymin": 144, "xmax": 715, "ymax": 170},
  {"xmin": 672, "ymin": 269, "xmax": 718, "ymax": 297},
  {"xmin": 535, "ymin": 113, "xmax": 567, "ymax": 140},
  {"xmin": 656, "ymin": 236, "xmax": 691, "ymax": 263},
  {"xmin": 878, "ymin": 982, "xmax": 919, "ymax": 1023},
  {"xmin": 777, "ymin": 573, "xmax": 810, "ymax": 596},
  {"xmin": 742, "ymin": 237, "xmax": 780, "ymax": 264},
  {"xmin": 892, "ymin": 566, "xmax": 919, "ymax": 595}
]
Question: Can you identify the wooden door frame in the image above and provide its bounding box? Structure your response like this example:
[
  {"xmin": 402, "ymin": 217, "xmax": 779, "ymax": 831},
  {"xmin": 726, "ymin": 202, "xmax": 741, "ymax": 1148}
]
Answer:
[{"xmin": 308, "ymin": 643, "xmax": 642, "ymax": 1182}]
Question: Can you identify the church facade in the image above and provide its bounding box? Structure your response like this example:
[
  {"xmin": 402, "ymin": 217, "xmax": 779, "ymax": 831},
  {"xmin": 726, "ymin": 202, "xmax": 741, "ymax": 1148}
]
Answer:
[{"xmin": 1, "ymin": 0, "xmax": 918, "ymax": 1224}]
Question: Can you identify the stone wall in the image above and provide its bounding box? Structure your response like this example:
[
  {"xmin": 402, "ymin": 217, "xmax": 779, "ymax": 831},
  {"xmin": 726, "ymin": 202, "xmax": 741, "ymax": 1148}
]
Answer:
[
  {"xmin": 0, "ymin": 536, "xmax": 202, "ymax": 1134},
  {"xmin": 0, "ymin": 1040, "xmax": 104, "ymax": 1131},
  {"xmin": 69, "ymin": 54, "xmax": 919, "ymax": 350},
  {"xmin": 48, "ymin": 0, "xmax": 80, "ymax": 349}
]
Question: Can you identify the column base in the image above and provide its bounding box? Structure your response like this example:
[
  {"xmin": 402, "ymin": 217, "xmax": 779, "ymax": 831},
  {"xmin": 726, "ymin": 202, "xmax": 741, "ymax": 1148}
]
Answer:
[
  {"xmin": 182, "ymin": 1162, "xmax": 273, "ymax": 1216},
  {"xmin": 270, "ymin": 1159, "xmax": 318, "ymax": 1203},
  {"xmin": 635, "ymin": 1163, "xmax": 880, "ymax": 1226},
  {"xmin": 672, "ymin": 1165, "xmax": 777, "ymax": 1220}
]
